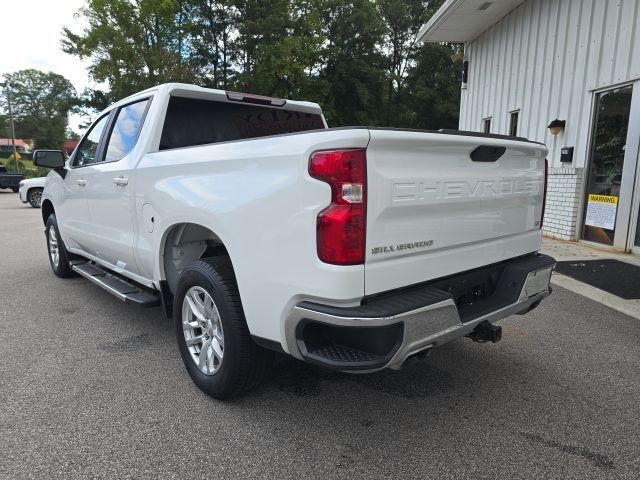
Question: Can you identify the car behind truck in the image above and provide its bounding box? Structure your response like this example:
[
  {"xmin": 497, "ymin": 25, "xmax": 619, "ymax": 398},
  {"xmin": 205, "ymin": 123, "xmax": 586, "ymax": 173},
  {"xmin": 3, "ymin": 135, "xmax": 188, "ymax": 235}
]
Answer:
[
  {"xmin": 0, "ymin": 164, "xmax": 24, "ymax": 192},
  {"xmin": 34, "ymin": 83, "xmax": 555, "ymax": 399}
]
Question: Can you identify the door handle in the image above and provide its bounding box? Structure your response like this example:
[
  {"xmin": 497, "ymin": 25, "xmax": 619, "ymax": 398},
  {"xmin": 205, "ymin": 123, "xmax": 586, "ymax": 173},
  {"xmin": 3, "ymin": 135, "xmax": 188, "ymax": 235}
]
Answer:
[
  {"xmin": 76, "ymin": 179, "xmax": 87, "ymax": 187},
  {"xmin": 113, "ymin": 176, "xmax": 129, "ymax": 187}
]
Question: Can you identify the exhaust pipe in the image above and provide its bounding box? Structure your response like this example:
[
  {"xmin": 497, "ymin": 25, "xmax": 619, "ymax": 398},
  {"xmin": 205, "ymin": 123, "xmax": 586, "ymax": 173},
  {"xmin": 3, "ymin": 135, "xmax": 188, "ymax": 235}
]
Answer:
[{"xmin": 467, "ymin": 321, "xmax": 502, "ymax": 343}]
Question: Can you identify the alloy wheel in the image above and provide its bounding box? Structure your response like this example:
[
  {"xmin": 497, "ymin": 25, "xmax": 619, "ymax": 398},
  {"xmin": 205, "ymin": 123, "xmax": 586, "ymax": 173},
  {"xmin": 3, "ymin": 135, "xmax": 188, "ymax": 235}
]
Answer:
[
  {"xmin": 48, "ymin": 226, "xmax": 60, "ymax": 268},
  {"xmin": 182, "ymin": 286, "xmax": 224, "ymax": 375},
  {"xmin": 30, "ymin": 190, "xmax": 42, "ymax": 207}
]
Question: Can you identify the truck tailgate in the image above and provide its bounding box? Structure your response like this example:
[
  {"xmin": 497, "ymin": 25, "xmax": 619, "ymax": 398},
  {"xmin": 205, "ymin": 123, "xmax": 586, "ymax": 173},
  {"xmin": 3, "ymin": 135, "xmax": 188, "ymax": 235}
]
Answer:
[{"xmin": 365, "ymin": 129, "xmax": 547, "ymax": 296}]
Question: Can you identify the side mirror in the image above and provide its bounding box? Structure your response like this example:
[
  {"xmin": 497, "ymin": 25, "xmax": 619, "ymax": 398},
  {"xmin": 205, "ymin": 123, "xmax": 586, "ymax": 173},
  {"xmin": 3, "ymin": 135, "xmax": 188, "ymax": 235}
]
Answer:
[{"xmin": 33, "ymin": 150, "xmax": 66, "ymax": 168}]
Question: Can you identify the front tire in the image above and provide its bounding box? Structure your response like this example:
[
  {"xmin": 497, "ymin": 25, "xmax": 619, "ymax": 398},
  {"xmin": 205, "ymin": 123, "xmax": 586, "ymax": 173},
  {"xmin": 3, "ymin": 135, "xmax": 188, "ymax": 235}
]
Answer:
[
  {"xmin": 28, "ymin": 188, "xmax": 43, "ymax": 208},
  {"xmin": 45, "ymin": 214, "xmax": 76, "ymax": 278},
  {"xmin": 173, "ymin": 257, "xmax": 273, "ymax": 399},
  {"xmin": 11, "ymin": 187, "xmax": 19, "ymax": 193}
]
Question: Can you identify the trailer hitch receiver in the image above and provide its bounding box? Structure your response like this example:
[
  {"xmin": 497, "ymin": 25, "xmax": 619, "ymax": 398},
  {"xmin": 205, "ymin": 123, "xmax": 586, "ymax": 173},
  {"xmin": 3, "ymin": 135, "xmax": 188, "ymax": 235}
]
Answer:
[{"xmin": 467, "ymin": 321, "xmax": 502, "ymax": 343}]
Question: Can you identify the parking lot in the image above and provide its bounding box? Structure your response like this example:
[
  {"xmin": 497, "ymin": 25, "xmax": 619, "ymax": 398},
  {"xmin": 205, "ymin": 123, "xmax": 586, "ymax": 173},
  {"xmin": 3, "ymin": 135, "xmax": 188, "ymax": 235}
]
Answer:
[{"xmin": 1, "ymin": 190, "xmax": 639, "ymax": 479}]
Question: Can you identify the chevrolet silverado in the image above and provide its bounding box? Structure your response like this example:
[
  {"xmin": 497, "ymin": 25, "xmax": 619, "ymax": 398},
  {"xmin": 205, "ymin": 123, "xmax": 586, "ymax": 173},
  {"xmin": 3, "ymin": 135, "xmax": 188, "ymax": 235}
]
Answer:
[{"xmin": 34, "ymin": 83, "xmax": 555, "ymax": 399}]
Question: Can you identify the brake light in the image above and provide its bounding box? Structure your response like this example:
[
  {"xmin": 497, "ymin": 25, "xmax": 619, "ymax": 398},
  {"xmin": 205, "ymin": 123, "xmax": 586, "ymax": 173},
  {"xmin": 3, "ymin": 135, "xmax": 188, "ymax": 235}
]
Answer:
[
  {"xmin": 309, "ymin": 149, "xmax": 367, "ymax": 265},
  {"xmin": 540, "ymin": 158, "xmax": 548, "ymax": 229},
  {"xmin": 225, "ymin": 91, "xmax": 286, "ymax": 107}
]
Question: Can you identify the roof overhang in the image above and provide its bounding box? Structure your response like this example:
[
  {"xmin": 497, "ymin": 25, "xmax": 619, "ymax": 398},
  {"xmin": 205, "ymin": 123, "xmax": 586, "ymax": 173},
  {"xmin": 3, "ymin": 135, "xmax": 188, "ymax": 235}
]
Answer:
[{"xmin": 418, "ymin": 0, "xmax": 526, "ymax": 43}]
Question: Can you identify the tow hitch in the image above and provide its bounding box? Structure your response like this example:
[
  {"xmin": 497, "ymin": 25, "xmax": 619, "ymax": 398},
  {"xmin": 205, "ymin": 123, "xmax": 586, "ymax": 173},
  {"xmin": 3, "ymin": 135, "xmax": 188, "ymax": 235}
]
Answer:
[{"xmin": 467, "ymin": 321, "xmax": 502, "ymax": 343}]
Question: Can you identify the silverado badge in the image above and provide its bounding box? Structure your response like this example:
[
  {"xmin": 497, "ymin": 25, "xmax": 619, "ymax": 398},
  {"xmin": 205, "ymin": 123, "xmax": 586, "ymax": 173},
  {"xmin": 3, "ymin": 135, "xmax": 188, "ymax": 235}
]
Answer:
[{"xmin": 371, "ymin": 240, "xmax": 434, "ymax": 255}]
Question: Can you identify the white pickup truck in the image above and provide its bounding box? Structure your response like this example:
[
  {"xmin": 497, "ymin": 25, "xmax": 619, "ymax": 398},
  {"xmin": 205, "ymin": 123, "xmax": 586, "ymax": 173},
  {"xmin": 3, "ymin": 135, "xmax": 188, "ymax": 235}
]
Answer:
[{"xmin": 34, "ymin": 83, "xmax": 555, "ymax": 399}]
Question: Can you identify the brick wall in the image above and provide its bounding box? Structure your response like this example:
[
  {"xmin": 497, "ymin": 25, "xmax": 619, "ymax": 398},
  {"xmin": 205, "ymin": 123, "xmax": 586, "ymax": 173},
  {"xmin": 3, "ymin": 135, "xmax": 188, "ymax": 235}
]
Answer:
[{"xmin": 542, "ymin": 167, "xmax": 584, "ymax": 240}]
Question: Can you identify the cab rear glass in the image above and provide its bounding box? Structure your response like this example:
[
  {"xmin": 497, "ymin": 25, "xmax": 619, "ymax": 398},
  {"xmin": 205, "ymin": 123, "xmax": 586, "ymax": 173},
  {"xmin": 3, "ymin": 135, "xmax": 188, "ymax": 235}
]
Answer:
[{"xmin": 159, "ymin": 96, "xmax": 325, "ymax": 150}]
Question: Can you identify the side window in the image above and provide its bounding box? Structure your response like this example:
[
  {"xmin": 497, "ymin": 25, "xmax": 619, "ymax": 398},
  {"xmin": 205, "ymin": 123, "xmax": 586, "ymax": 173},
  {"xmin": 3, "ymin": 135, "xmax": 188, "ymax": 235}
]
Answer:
[
  {"xmin": 482, "ymin": 117, "xmax": 492, "ymax": 133},
  {"xmin": 105, "ymin": 99, "xmax": 149, "ymax": 162},
  {"xmin": 73, "ymin": 115, "xmax": 110, "ymax": 167},
  {"xmin": 509, "ymin": 110, "xmax": 519, "ymax": 137}
]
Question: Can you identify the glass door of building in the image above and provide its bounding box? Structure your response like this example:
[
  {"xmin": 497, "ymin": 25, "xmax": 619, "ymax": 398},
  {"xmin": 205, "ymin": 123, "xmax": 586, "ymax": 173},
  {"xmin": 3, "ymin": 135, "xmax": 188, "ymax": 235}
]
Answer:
[
  {"xmin": 634, "ymin": 186, "xmax": 640, "ymax": 254},
  {"xmin": 582, "ymin": 82, "xmax": 640, "ymax": 251},
  {"xmin": 582, "ymin": 86, "xmax": 632, "ymax": 246},
  {"xmin": 629, "ymin": 84, "xmax": 640, "ymax": 254},
  {"xmin": 633, "ymin": 142, "xmax": 640, "ymax": 253}
]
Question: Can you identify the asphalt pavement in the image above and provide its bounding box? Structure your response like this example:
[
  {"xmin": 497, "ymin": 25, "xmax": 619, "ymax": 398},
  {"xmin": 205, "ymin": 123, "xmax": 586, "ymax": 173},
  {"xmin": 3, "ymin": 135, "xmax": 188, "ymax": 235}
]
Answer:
[{"xmin": 1, "ymin": 190, "xmax": 639, "ymax": 479}]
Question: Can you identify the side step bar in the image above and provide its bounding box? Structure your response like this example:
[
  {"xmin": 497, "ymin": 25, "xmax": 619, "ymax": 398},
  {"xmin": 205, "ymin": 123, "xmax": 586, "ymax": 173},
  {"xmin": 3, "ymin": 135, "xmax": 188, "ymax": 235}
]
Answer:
[{"xmin": 70, "ymin": 260, "xmax": 160, "ymax": 307}]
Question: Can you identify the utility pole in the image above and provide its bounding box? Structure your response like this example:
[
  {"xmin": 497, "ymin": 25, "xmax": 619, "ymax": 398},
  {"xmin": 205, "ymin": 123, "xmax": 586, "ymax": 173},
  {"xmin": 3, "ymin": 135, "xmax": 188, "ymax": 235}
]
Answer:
[{"xmin": 1, "ymin": 82, "xmax": 18, "ymax": 172}]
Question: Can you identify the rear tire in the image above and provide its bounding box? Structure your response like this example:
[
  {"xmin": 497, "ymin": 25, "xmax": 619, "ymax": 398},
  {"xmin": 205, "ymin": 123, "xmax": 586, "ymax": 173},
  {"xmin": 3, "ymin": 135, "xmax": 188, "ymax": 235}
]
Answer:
[
  {"xmin": 28, "ymin": 188, "xmax": 43, "ymax": 208},
  {"xmin": 11, "ymin": 187, "xmax": 18, "ymax": 193},
  {"xmin": 45, "ymin": 214, "xmax": 76, "ymax": 278},
  {"xmin": 173, "ymin": 257, "xmax": 273, "ymax": 399}
]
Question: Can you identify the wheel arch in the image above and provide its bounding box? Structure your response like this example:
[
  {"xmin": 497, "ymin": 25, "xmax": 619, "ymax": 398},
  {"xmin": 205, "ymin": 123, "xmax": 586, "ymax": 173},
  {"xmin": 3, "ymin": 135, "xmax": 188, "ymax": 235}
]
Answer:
[
  {"xmin": 28, "ymin": 186, "xmax": 44, "ymax": 196},
  {"xmin": 159, "ymin": 222, "xmax": 230, "ymax": 295},
  {"xmin": 41, "ymin": 199, "xmax": 55, "ymax": 225}
]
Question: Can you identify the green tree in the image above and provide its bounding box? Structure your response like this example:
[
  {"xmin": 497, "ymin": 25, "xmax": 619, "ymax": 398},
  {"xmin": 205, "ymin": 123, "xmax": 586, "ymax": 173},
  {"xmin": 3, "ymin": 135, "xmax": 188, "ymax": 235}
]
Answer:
[
  {"xmin": 72, "ymin": 88, "xmax": 111, "ymax": 130},
  {"xmin": 0, "ymin": 69, "xmax": 77, "ymax": 149},
  {"xmin": 186, "ymin": 0, "xmax": 237, "ymax": 89},
  {"xmin": 63, "ymin": 0, "xmax": 196, "ymax": 101},
  {"xmin": 405, "ymin": 42, "xmax": 461, "ymax": 130},
  {"xmin": 62, "ymin": 0, "xmax": 461, "ymax": 130},
  {"xmin": 319, "ymin": 0, "xmax": 387, "ymax": 126},
  {"xmin": 228, "ymin": 0, "xmax": 324, "ymax": 98},
  {"xmin": 0, "ymin": 113, "xmax": 9, "ymax": 138},
  {"xmin": 377, "ymin": 0, "xmax": 444, "ymax": 126}
]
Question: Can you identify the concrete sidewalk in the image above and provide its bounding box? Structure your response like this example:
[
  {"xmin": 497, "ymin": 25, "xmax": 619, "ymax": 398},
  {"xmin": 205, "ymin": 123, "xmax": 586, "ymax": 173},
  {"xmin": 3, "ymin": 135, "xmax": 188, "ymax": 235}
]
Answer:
[{"xmin": 541, "ymin": 237, "xmax": 640, "ymax": 320}]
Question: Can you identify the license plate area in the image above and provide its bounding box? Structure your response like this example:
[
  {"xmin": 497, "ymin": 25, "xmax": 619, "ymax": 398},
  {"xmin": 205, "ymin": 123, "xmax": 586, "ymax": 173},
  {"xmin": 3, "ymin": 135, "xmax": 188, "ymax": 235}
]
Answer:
[{"xmin": 521, "ymin": 266, "xmax": 553, "ymax": 299}]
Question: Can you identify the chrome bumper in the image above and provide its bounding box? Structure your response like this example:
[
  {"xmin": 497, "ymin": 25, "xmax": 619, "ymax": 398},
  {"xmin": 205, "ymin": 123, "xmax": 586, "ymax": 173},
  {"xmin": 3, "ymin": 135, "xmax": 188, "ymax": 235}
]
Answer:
[{"xmin": 285, "ymin": 255, "xmax": 555, "ymax": 372}]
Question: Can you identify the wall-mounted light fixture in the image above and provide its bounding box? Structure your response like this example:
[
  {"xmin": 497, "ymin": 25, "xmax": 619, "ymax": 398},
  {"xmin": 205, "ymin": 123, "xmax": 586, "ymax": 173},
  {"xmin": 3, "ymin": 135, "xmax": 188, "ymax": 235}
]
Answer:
[
  {"xmin": 547, "ymin": 119, "xmax": 566, "ymax": 135},
  {"xmin": 461, "ymin": 60, "xmax": 469, "ymax": 89}
]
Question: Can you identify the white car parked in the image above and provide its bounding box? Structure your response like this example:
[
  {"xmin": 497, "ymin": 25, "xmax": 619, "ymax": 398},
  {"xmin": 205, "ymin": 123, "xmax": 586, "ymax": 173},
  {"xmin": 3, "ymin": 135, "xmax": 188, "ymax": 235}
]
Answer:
[
  {"xmin": 33, "ymin": 83, "xmax": 555, "ymax": 399},
  {"xmin": 18, "ymin": 177, "xmax": 46, "ymax": 208}
]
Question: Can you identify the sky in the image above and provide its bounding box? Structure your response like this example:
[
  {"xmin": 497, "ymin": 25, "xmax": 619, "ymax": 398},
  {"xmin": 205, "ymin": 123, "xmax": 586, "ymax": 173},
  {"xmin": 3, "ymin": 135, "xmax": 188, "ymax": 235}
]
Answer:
[{"xmin": 1, "ymin": 0, "xmax": 96, "ymax": 133}]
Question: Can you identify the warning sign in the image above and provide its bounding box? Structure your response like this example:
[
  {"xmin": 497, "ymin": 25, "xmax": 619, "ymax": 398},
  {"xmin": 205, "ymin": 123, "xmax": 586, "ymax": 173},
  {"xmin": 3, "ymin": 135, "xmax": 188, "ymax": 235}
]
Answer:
[{"xmin": 585, "ymin": 194, "xmax": 618, "ymax": 230}]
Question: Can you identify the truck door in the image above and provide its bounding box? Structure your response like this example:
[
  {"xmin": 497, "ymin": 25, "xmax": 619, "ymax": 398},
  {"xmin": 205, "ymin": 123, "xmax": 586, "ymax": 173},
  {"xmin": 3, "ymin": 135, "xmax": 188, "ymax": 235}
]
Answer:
[
  {"xmin": 81, "ymin": 98, "xmax": 151, "ymax": 279},
  {"xmin": 58, "ymin": 114, "xmax": 111, "ymax": 254}
]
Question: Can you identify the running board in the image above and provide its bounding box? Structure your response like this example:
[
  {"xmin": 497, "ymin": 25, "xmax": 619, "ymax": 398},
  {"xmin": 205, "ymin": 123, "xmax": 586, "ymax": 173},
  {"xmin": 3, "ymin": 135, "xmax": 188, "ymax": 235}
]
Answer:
[{"xmin": 70, "ymin": 260, "xmax": 160, "ymax": 307}]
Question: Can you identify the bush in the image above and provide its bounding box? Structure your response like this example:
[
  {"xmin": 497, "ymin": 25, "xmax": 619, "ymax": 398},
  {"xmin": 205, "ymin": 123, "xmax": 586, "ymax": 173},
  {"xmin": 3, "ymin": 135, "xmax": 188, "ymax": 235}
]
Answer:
[
  {"xmin": 3, "ymin": 158, "xmax": 25, "ymax": 173},
  {"xmin": 2, "ymin": 158, "xmax": 49, "ymax": 178},
  {"xmin": 24, "ymin": 167, "xmax": 49, "ymax": 179}
]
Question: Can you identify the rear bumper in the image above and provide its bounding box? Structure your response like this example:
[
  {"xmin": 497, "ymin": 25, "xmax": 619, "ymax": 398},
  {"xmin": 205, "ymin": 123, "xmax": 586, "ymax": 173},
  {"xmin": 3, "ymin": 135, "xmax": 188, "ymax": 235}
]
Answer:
[{"xmin": 285, "ymin": 254, "xmax": 555, "ymax": 372}]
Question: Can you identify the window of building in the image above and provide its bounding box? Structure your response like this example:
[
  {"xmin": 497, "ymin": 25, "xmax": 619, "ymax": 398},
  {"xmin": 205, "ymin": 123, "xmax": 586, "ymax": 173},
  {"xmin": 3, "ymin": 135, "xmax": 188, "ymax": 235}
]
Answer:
[
  {"xmin": 509, "ymin": 111, "xmax": 519, "ymax": 137},
  {"xmin": 482, "ymin": 117, "xmax": 491, "ymax": 133}
]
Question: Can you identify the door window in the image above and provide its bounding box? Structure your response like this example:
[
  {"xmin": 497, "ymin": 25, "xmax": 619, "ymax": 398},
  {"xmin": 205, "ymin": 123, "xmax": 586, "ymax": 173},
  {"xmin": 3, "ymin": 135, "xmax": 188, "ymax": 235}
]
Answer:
[
  {"xmin": 104, "ymin": 99, "xmax": 150, "ymax": 162},
  {"xmin": 582, "ymin": 85, "xmax": 633, "ymax": 245},
  {"xmin": 73, "ymin": 115, "xmax": 110, "ymax": 167}
]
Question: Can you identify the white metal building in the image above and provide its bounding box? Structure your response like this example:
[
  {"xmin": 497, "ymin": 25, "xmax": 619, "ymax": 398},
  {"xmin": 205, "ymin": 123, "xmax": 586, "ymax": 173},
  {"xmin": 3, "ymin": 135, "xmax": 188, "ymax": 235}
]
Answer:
[{"xmin": 419, "ymin": 0, "xmax": 640, "ymax": 253}]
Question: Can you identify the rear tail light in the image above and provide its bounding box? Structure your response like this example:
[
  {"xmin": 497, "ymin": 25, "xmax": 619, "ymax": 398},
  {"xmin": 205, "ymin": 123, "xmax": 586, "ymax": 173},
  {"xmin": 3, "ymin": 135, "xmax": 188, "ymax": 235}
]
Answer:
[
  {"xmin": 540, "ymin": 158, "xmax": 548, "ymax": 229},
  {"xmin": 309, "ymin": 149, "xmax": 367, "ymax": 265}
]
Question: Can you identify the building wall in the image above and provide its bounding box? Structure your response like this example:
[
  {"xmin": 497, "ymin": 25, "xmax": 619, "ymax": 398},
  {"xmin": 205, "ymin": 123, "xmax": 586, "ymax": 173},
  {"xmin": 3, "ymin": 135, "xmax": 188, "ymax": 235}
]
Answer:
[
  {"xmin": 460, "ymin": 0, "xmax": 640, "ymax": 239},
  {"xmin": 544, "ymin": 167, "xmax": 583, "ymax": 240}
]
